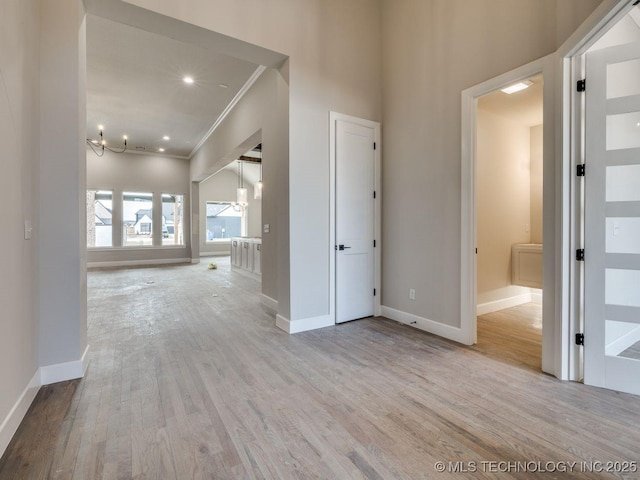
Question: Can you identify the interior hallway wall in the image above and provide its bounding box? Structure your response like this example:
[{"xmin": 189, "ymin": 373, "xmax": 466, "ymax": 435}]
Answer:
[
  {"xmin": 122, "ymin": 0, "xmax": 382, "ymax": 327},
  {"xmin": 476, "ymin": 106, "xmax": 532, "ymax": 306},
  {"xmin": 0, "ymin": 0, "xmax": 40, "ymax": 456},
  {"xmin": 380, "ymin": 0, "xmax": 601, "ymax": 329}
]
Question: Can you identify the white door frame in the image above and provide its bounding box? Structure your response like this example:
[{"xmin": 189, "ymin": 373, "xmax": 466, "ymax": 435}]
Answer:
[
  {"xmin": 461, "ymin": 0, "xmax": 634, "ymax": 381},
  {"xmin": 560, "ymin": 0, "xmax": 637, "ymax": 384},
  {"xmin": 329, "ymin": 112, "xmax": 382, "ymax": 324},
  {"xmin": 460, "ymin": 54, "xmax": 557, "ymax": 367}
]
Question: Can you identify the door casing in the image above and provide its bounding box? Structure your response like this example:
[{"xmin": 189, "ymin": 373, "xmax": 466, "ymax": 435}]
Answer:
[{"xmin": 329, "ymin": 112, "xmax": 382, "ymax": 325}]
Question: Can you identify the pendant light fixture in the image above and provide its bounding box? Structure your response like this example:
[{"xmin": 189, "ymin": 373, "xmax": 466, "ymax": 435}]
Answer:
[
  {"xmin": 254, "ymin": 152, "xmax": 263, "ymax": 200},
  {"xmin": 86, "ymin": 125, "xmax": 127, "ymax": 157},
  {"xmin": 237, "ymin": 160, "xmax": 248, "ymax": 206}
]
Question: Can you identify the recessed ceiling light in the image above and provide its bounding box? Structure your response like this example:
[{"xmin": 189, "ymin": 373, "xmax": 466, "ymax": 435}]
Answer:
[
  {"xmin": 98, "ymin": 124, "xmax": 104, "ymax": 131},
  {"xmin": 501, "ymin": 81, "xmax": 533, "ymax": 95},
  {"xmin": 163, "ymin": 135, "xmax": 170, "ymax": 141},
  {"xmin": 159, "ymin": 148, "xmax": 165, "ymax": 152},
  {"xmin": 183, "ymin": 76, "xmax": 194, "ymax": 85},
  {"xmin": 219, "ymin": 83, "xmax": 228, "ymax": 89}
]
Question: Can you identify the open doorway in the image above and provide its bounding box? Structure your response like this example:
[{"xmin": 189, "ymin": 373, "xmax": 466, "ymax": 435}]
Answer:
[
  {"xmin": 474, "ymin": 75, "xmax": 544, "ymax": 370},
  {"xmin": 201, "ymin": 144, "xmax": 263, "ymax": 279}
]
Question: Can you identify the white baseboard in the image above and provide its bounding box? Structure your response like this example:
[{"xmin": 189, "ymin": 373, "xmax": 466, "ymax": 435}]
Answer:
[
  {"xmin": 88, "ymin": 258, "xmax": 190, "ymax": 268},
  {"xmin": 191, "ymin": 258, "xmax": 200, "ymax": 264},
  {"xmin": 0, "ymin": 346, "xmax": 89, "ymax": 459},
  {"xmin": 40, "ymin": 345, "xmax": 89, "ymax": 385},
  {"xmin": 0, "ymin": 369, "xmax": 40, "ymax": 459},
  {"xmin": 260, "ymin": 294, "xmax": 278, "ymax": 315},
  {"xmin": 606, "ymin": 325, "xmax": 640, "ymax": 357},
  {"xmin": 381, "ymin": 306, "xmax": 470, "ymax": 345},
  {"xmin": 200, "ymin": 251, "xmax": 231, "ymax": 257},
  {"xmin": 476, "ymin": 293, "xmax": 537, "ymax": 316},
  {"xmin": 531, "ymin": 291, "xmax": 543, "ymax": 305},
  {"xmin": 276, "ymin": 314, "xmax": 334, "ymax": 334}
]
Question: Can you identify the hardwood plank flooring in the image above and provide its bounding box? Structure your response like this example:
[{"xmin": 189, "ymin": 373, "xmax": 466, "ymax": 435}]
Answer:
[{"xmin": 1, "ymin": 258, "xmax": 640, "ymax": 479}]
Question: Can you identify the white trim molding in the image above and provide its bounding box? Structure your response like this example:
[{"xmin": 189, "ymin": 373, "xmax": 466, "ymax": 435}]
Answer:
[
  {"xmin": 87, "ymin": 258, "xmax": 190, "ymax": 268},
  {"xmin": 477, "ymin": 292, "xmax": 541, "ymax": 316},
  {"xmin": 381, "ymin": 306, "xmax": 470, "ymax": 345},
  {"xmin": 0, "ymin": 370, "xmax": 40, "ymax": 459},
  {"xmin": 329, "ymin": 112, "xmax": 382, "ymax": 325},
  {"xmin": 276, "ymin": 314, "xmax": 334, "ymax": 334},
  {"xmin": 0, "ymin": 346, "xmax": 89, "ymax": 458},
  {"xmin": 460, "ymin": 54, "xmax": 558, "ymax": 372},
  {"xmin": 188, "ymin": 66, "xmax": 267, "ymax": 159},
  {"xmin": 40, "ymin": 345, "xmax": 90, "ymax": 385}
]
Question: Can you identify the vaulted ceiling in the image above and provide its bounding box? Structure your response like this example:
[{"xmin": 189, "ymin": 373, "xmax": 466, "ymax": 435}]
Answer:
[{"xmin": 86, "ymin": 14, "xmax": 261, "ymax": 158}]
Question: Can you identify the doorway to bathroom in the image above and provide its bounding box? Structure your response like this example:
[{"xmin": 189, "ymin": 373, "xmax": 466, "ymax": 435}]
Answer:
[{"xmin": 474, "ymin": 75, "xmax": 544, "ymax": 371}]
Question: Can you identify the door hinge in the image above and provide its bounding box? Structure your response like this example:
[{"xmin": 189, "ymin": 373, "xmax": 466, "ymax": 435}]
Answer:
[
  {"xmin": 576, "ymin": 249, "xmax": 585, "ymax": 261},
  {"xmin": 373, "ymin": 142, "xmax": 377, "ymax": 150},
  {"xmin": 373, "ymin": 239, "xmax": 376, "ymax": 248},
  {"xmin": 373, "ymin": 191, "xmax": 376, "ymax": 199},
  {"xmin": 373, "ymin": 289, "xmax": 376, "ymax": 296},
  {"xmin": 575, "ymin": 333, "xmax": 585, "ymax": 346},
  {"xmin": 577, "ymin": 79, "xmax": 586, "ymax": 92},
  {"xmin": 577, "ymin": 164, "xmax": 586, "ymax": 177}
]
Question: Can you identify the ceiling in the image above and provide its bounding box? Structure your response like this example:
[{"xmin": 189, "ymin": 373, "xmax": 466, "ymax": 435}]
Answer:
[
  {"xmin": 86, "ymin": 14, "xmax": 260, "ymax": 158},
  {"xmin": 477, "ymin": 74, "xmax": 543, "ymax": 127}
]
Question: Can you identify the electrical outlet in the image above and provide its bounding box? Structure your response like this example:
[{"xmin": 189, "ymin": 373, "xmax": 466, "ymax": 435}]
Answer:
[
  {"xmin": 263, "ymin": 224, "xmax": 270, "ymax": 233},
  {"xmin": 409, "ymin": 288, "xmax": 416, "ymax": 300}
]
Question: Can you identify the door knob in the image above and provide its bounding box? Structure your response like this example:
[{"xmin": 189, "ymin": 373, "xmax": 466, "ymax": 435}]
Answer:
[{"xmin": 338, "ymin": 245, "xmax": 351, "ymax": 251}]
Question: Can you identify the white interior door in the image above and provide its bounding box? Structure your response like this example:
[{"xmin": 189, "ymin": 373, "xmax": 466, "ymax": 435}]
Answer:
[
  {"xmin": 336, "ymin": 119, "xmax": 375, "ymax": 324},
  {"xmin": 584, "ymin": 42, "xmax": 640, "ymax": 395}
]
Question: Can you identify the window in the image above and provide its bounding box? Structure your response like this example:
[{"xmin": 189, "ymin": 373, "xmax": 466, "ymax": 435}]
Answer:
[
  {"xmin": 123, "ymin": 192, "xmax": 153, "ymax": 247},
  {"xmin": 162, "ymin": 194, "xmax": 184, "ymax": 246},
  {"xmin": 206, "ymin": 202, "xmax": 242, "ymax": 241},
  {"xmin": 87, "ymin": 190, "xmax": 113, "ymax": 247}
]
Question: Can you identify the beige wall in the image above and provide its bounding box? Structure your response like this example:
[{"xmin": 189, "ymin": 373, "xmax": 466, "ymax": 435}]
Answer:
[
  {"xmin": 190, "ymin": 67, "xmax": 282, "ymax": 309},
  {"xmin": 530, "ymin": 124, "xmax": 543, "ymax": 244},
  {"xmin": 199, "ymin": 168, "xmax": 262, "ymax": 257},
  {"xmin": 86, "ymin": 149, "xmax": 191, "ymax": 264},
  {"xmin": 0, "ymin": 0, "xmax": 40, "ymax": 453},
  {"xmin": 122, "ymin": 0, "xmax": 383, "ymax": 324},
  {"xmin": 477, "ymin": 107, "xmax": 533, "ymax": 305},
  {"xmin": 380, "ymin": 0, "xmax": 601, "ymax": 327}
]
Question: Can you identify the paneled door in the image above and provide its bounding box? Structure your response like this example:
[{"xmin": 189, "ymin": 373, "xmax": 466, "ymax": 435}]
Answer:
[
  {"xmin": 584, "ymin": 42, "xmax": 640, "ymax": 395},
  {"xmin": 335, "ymin": 119, "xmax": 375, "ymax": 323}
]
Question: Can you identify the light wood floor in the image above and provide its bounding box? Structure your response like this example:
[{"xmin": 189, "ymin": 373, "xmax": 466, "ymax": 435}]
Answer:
[{"xmin": 2, "ymin": 259, "xmax": 640, "ymax": 479}]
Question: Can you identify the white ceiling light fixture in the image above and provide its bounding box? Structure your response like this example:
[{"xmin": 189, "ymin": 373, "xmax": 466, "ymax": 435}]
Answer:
[
  {"xmin": 158, "ymin": 148, "xmax": 165, "ymax": 152},
  {"xmin": 163, "ymin": 135, "xmax": 170, "ymax": 141},
  {"xmin": 254, "ymin": 148, "xmax": 263, "ymax": 200},
  {"xmin": 86, "ymin": 125, "xmax": 127, "ymax": 157},
  {"xmin": 183, "ymin": 75, "xmax": 195, "ymax": 85},
  {"xmin": 501, "ymin": 80, "xmax": 533, "ymax": 95}
]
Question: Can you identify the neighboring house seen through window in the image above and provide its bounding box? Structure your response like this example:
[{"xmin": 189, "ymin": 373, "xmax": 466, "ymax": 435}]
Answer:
[
  {"xmin": 206, "ymin": 201, "xmax": 242, "ymax": 241},
  {"xmin": 87, "ymin": 190, "xmax": 113, "ymax": 247},
  {"xmin": 123, "ymin": 192, "xmax": 153, "ymax": 247},
  {"xmin": 162, "ymin": 194, "xmax": 184, "ymax": 246}
]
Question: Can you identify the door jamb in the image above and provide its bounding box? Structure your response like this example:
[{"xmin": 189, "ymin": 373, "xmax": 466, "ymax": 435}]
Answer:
[
  {"xmin": 329, "ymin": 112, "xmax": 382, "ymax": 324},
  {"xmin": 460, "ymin": 55, "xmax": 555, "ymax": 359},
  {"xmin": 560, "ymin": 0, "xmax": 636, "ymax": 381}
]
